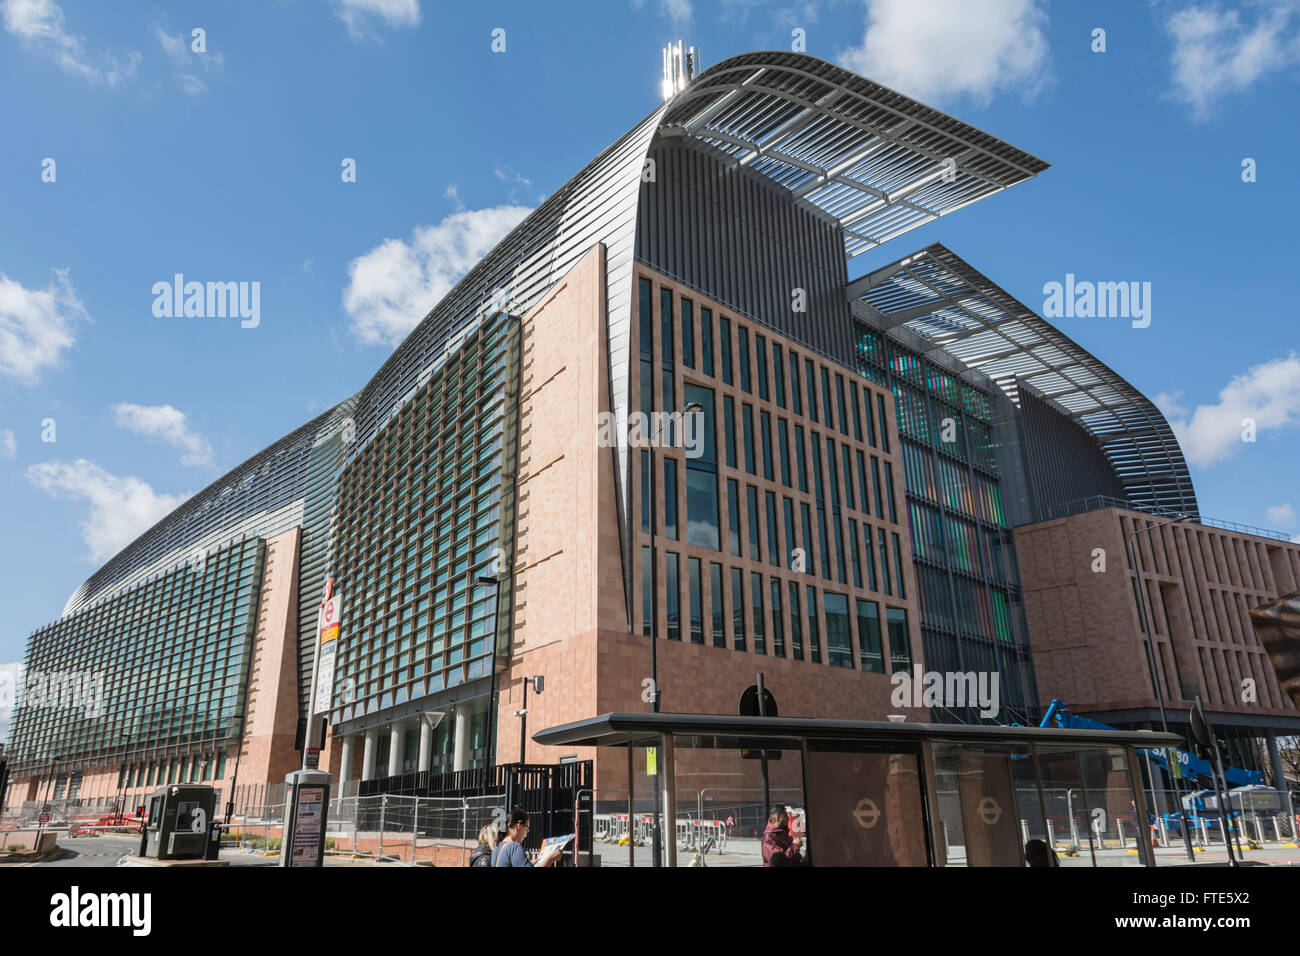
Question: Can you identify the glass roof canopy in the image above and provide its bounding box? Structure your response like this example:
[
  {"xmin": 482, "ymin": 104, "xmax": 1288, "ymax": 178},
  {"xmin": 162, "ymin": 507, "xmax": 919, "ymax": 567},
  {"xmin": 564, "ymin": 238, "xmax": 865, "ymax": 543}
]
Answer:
[
  {"xmin": 659, "ymin": 51, "xmax": 1051, "ymax": 260},
  {"xmin": 851, "ymin": 244, "xmax": 1200, "ymax": 516}
]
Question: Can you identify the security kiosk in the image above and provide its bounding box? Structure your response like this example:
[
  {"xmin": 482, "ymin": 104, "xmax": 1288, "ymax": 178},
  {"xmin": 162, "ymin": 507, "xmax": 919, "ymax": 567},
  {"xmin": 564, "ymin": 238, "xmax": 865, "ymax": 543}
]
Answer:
[{"xmin": 139, "ymin": 784, "xmax": 216, "ymax": 859}]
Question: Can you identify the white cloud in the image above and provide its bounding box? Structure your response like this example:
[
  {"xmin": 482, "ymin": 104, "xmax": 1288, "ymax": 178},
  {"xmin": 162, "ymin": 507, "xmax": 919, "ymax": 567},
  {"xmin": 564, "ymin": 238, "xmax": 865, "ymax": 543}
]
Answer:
[
  {"xmin": 663, "ymin": 0, "xmax": 693, "ymax": 22},
  {"xmin": 2, "ymin": 0, "xmax": 140, "ymax": 85},
  {"xmin": 334, "ymin": 0, "xmax": 421, "ymax": 39},
  {"xmin": 343, "ymin": 204, "xmax": 532, "ymax": 346},
  {"xmin": 839, "ymin": 0, "xmax": 1050, "ymax": 105},
  {"xmin": 0, "ymin": 429, "xmax": 14, "ymax": 458},
  {"xmin": 0, "ymin": 268, "xmax": 88, "ymax": 385},
  {"xmin": 494, "ymin": 165, "xmax": 532, "ymax": 188},
  {"xmin": 112, "ymin": 403, "xmax": 214, "ymax": 468},
  {"xmin": 1165, "ymin": 2, "xmax": 1300, "ymax": 119},
  {"xmin": 1162, "ymin": 352, "xmax": 1300, "ymax": 468},
  {"xmin": 631, "ymin": 0, "xmax": 694, "ymax": 21},
  {"xmin": 154, "ymin": 27, "xmax": 223, "ymax": 94},
  {"xmin": 26, "ymin": 459, "xmax": 190, "ymax": 564},
  {"xmin": 1267, "ymin": 502, "xmax": 1296, "ymax": 527}
]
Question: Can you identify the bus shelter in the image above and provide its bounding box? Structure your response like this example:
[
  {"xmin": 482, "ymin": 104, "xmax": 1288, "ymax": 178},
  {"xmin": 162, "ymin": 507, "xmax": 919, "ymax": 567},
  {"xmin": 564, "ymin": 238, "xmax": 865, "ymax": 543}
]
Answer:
[{"xmin": 533, "ymin": 713, "xmax": 1184, "ymax": 867}]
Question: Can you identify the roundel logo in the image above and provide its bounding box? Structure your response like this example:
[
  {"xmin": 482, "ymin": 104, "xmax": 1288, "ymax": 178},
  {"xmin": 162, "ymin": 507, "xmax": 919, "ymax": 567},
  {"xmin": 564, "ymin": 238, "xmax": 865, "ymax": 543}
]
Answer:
[
  {"xmin": 977, "ymin": 797, "xmax": 1002, "ymax": 825},
  {"xmin": 323, "ymin": 601, "xmax": 336, "ymax": 624}
]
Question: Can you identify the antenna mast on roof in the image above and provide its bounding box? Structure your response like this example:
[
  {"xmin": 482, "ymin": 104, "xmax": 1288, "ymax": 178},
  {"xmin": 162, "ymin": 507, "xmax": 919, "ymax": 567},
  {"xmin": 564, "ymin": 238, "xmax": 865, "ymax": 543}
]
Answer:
[{"xmin": 661, "ymin": 41, "xmax": 700, "ymax": 101}]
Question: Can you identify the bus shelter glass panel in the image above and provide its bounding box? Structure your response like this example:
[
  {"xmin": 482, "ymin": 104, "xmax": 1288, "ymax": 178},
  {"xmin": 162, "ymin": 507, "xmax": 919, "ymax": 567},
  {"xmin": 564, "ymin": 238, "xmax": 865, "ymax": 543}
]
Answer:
[
  {"xmin": 1078, "ymin": 745, "xmax": 1148, "ymax": 867},
  {"xmin": 594, "ymin": 739, "xmax": 806, "ymax": 867},
  {"xmin": 1034, "ymin": 745, "xmax": 1147, "ymax": 867},
  {"xmin": 932, "ymin": 743, "xmax": 1027, "ymax": 866},
  {"xmin": 803, "ymin": 741, "xmax": 929, "ymax": 866}
]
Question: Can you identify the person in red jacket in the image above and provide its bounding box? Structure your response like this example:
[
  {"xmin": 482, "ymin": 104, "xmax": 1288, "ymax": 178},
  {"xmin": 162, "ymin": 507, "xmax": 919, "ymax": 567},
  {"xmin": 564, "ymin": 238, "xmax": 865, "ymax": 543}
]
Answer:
[{"xmin": 761, "ymin": 808, "xmax": 802, "ymax": 867}]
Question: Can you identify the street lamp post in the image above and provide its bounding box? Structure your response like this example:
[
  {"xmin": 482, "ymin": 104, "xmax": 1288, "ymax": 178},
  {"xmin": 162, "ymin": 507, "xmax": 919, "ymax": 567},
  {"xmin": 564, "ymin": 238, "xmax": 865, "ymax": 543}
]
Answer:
[
  {"xmin": 516, "ymin": 675, "xmax": 543, "ymax": 765},
  {"xmin": 1126, "ymin": 512, "xmax": 1195, "ymax": 862},
  {"xmin": 646, "ymin": 401, "xmax": 700, "ymax": 868}
]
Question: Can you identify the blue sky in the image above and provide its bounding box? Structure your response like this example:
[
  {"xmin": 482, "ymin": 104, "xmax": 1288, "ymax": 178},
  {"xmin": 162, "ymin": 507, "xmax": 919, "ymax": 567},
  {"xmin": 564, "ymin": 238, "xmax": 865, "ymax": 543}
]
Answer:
[{"xmin": 2, "ymin": 0, "xmax": 1299, "ymax": 679}]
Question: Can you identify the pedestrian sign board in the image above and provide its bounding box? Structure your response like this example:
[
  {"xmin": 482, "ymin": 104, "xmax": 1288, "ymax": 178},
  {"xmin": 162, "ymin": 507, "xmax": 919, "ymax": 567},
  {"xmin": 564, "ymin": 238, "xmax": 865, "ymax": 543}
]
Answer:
[{"xmin": 646, "ymin": 747, "xmax": 657, "ymax": 776}]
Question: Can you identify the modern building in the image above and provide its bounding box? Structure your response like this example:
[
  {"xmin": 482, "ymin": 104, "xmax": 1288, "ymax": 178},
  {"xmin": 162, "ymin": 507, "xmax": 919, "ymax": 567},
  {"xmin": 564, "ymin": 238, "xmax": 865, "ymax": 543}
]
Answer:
[
  {"xmin": 1015, "ymin": 500, "xmax": 1300, "ymax": 788},
  {"xmin": 7, "ymin": 49, "xmax": 1285, "ymax": 815}
]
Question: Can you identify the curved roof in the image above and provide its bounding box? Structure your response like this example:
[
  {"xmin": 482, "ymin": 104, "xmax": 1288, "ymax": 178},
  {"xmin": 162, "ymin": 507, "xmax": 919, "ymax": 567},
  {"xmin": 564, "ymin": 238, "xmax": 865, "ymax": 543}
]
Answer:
[
  {"xmin": 851, "ymin": 244, "xmax": 1199, "ymax": 516},
  {"xmin": 660, "ymin": 51, "xmax": 1049, "ymax": 259}
]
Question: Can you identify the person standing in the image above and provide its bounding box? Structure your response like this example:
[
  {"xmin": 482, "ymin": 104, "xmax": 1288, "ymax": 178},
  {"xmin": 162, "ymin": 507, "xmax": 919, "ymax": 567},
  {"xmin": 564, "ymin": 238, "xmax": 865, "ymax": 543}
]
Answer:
[
  {"xmin": 761, "ymin": 808, "xmax": 802, "ymax": 867},
  {"xmin": 469, "ymin": 824, "xmax": 499, "ymax": 867},
  {"xmin": 492, "ymin": 809, "xmax": 559, "ymax": 867}
]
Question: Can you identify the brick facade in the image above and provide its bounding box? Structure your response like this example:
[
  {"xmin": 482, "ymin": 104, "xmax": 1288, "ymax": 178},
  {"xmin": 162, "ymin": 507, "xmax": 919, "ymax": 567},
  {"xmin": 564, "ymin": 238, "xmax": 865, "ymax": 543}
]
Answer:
[{"xmin": 1015, "ymin": 506, "xmax": 1300, "ymax": 723}]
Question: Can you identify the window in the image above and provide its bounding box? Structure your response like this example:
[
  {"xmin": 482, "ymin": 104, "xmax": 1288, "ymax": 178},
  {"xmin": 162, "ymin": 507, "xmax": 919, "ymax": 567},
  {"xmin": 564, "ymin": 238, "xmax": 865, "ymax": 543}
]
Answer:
[
  {"xmin": 806, "ymin": 585, "xmax": 821, "ymax": 663},
  {"xmin": 794, "ymin": 426, "xmax": 808, "ymax": 492},
  {"xmin": 835, "ymin": 374, "xmax": 849, "ymax": 436},
  {"xmin": 800, "ymin": 502, "xmax": 815, "ymax": 577},
  {"xmin": 878, "ymin": 395, "xmax": 891, "ymax": 453},
  {"xmin": 790, "ymin": 355, "xmax": 802, "ymax": 414},
  {"xmin": 821, "ymin": 367, "xmax": 835, "ymax": 432},
  {"xmin": 681, "ymin": 298, "xmax": 695, "ymax": 369},
  {"xmin": 887, "ymin": 607, "xmax": 911, "ymax": 675},
  {"xmin": 879, "ymin": 528, "xmax": 892, "ymax": 596},
  {"xmin": 751, "ymin": 572, "xmax": 766, "ymax": 654},
  {"xmin": 805, "ymin": 359, "xmax": 818, "ymax": 421},
  {"xmin": 684, "ymin": 384, "xmax": 719, "ymax": 551},
  {"xmin": 865, "ymin": 387, "xmax": 877, "ymax": 447},
  {"xmin": 825, "ymin": 592, "xmax": 852, "ymax": 669},
  {"xmin": 826, "ymin": 437, "xmax": 840, "ymax": 508},
  {"xmin": 778, "ymin": 420, "xmax": 791, "ymax": 487},
  {"xmin": 738, "ymin": 327, "xmax": 752, "ymax": 392},
  {"xmin": 747, "ymin": 485, "xmax": 762, "ymax": 561},
  {"xmin": 755, "ymin": 334, "xmax": 769, "ymax": 401},
  {"xmin": 857, "ymin": 600, "xmax": 884, "ymax": 672},
  {"xmin": 783, "ymin": 497, "xmax": 797, "ymax": 571},
  {"xmin": 700, "ymin": 308, "xmax": 714, "ymax": 376},
  {"xmin": 848, "ymin": 519, "xmax": 862, "ymax": 588},
  {"xmin": 686, "ymin": 469, "xmax": 719, "ymax": 551},
  {"xmin": 640, "ymin": 451, "xmax": 651, "ymax": 533},
  {"xmin": 662, "ymin": 370, "xmax": 676, "ymax": 445},
  {"xmin": 850, "ymin": 381, "xmax": 863, "ymax": 440},
  {"xmin": 770, "ymin": 579, "xmax": 784, "ymax": 657},
  {"xmin": 765, "ymin": 491, "xmax": 780, "ymax": 567},
  {"xmin": 788, "ymin": 582, "xmax": 803, "ymax": 661},
  {"xmin": 720, "ymin": 317, "xmax": 733, "ymax": 385},
  {"xmin": 638, "ymin": 278, "xmax": 653, "ymax": 359},
  {"xmin": 833, "ymin": 515, "xmax": 846, "ymax": 585},
  {"xmin": 664, "ymin": 458, "xmax": 678, "ymax": 541},
  {"xmin": 760, "ymin": 411, "xmax": 774, "ymax": 480},
  {"xmin": 723, "ymin": 396, "xmax": 737, "ymax": 469},
  {"xmin": 666, "ymin": 552, "xmax": 680, "ymax": 641},
  {"xmin": 660, "ymin": 288, "xmax": 674, "ymax": 367},
  {"xmin": 710, "ymin": 562, "xmax": 725, "ymax": 648},
  {"xmin": 811, "ymin": 433, "xmax": 825, "ymax": 502},
  {"xmin": 772, "ymin": 344, "xmax": 786, "ymax": 407},
  {"xmin": 856, "ymin": 450, "xmax": 869, "ymax": 515},
  {"xmin": 688, "ymin": 557, "xmax": 703, "ymax": 644},
  {"xmin": 727, "ymin": 479, "xmax": 742, "ymax": 556},
  {"xmin": 883, "ymin": 463, "xmax": 898, "ymax": 522},
  {"xmin": 818, "ymin": 507, "xmax": 832, "ymax": 581},
  {"xmin": 841, "ymin": 445, "xmax": 855, "ymax": 510},
  {"xmin": 731, "ymin": 568, "xmax": 746, "ymax": 651},
  {"xmin": 892, "ymin": 533, "xmax": 907, "ymax": 599},
  {"xmin": 742, "ymin": 404, "xmax": 756, "ymax": 475},
  {"xmin": 872, "ymin": 458, "xmax": 885, "ymax": 518}
]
